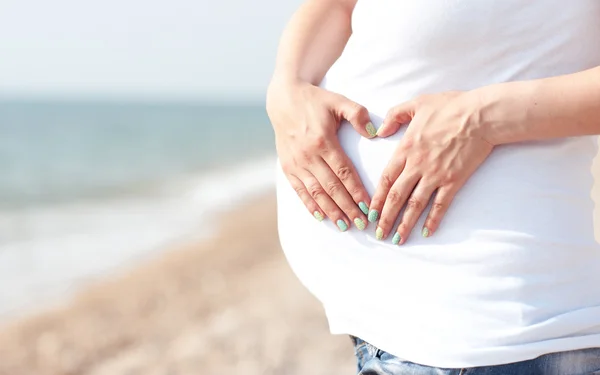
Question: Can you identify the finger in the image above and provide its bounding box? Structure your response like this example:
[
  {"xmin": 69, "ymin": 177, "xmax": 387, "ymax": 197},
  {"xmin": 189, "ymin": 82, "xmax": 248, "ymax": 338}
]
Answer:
[
  {"xmin": 422, "ymin": 184, "xmax": 459, "ymax": 237},
  {"xmin": 376, "ymin": 173, "xmax": 420, "ymax": 241},
  {"xmin": 296, "ymin": 169, "xmax": 351, "ymax": 232},
  {"xmin": 321, "ymin": 138, "xmax": 371, "ymax": 216},
  {"xmin": 368, "ymin": 156, "xmax": 406, "ymax": 225},
  {"xmin": 287, "ymin": 173, "xmax": 325, "ymax": 222},
  {"xmin": 309, "ymin": 158, "xmax": 368, "ymax": 231},
  {"xmin": 330, "ymin": 93, "xmax": 377, "ymax": 139},
  {"xmin": 395, "ymin": 180, "xmax": 438, "ymax": 245},
  {"xmin": 376, "ymin": 100, "xmax": 417, "ymax": 138}
]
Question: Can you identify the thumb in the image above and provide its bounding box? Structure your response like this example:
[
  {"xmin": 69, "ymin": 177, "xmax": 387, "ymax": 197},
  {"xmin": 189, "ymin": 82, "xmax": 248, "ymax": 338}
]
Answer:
[
  {"xmin": 376, "ymin": 100, "xmax": 417, "ymax": 138},
  {"xmin": 332, "ymin": 94, "xmax": 377, "ymax": 139}
]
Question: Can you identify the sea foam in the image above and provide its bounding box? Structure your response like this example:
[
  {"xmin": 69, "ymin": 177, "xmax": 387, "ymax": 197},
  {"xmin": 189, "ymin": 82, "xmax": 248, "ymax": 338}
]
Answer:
[{"xmin": 0, "ymin": 156, "xmax": 277, "ymax": 320}]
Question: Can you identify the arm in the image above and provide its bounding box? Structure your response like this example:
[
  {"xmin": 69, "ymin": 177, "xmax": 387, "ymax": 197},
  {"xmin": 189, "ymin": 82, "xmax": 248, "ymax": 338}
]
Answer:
[
  {"xmin": 270, "ymin": 0, "xmax": 356, "ymax": 86},
  {"xmin": 267, "ymin": 0, "xmax": 376, "ymax": 232},
  {"xmin": 475, "ymin": 66, "xmax": 600, "ymax": 144},
  {"xmin": 369, "ymin": 66, "xmax": 600, "ymax": 244}
]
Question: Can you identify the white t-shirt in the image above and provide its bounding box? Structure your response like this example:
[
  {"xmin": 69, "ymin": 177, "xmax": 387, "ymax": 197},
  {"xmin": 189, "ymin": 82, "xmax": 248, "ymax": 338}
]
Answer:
[{"xmin": 276, "ymin": 0, "xmax": 600, "ymax": 368}]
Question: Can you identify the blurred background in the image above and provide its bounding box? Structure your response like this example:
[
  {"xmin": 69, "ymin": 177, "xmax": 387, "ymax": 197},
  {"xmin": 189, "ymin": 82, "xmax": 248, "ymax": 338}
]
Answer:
[{"xmin": 0, "ymin": 1, "xmax": 354, "ymax": 374}]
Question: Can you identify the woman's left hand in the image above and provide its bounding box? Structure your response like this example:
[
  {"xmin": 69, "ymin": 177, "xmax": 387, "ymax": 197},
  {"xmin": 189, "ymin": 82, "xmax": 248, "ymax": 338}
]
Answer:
[{"xmin": 369, "ymin": 91, "xmax": 494, "ymax": 244}]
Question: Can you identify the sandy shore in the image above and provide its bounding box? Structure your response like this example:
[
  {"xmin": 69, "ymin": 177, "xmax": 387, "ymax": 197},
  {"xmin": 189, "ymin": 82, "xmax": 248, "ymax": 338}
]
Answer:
[{"xmin": 0, "ymin": 192, "xmax": 354, "ymax": 375}]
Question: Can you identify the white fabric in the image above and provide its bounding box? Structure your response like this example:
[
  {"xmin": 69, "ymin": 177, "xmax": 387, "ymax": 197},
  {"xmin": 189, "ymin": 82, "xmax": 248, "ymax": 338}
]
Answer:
[{"xmin": 276, "ymin": 0, "xmax": 600, "ymax": 368}]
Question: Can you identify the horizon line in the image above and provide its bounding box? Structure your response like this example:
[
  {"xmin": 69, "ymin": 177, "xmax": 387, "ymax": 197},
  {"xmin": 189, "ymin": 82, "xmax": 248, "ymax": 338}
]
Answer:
[{"xmin": 0, "ymin": 91, "xmax": 267, "ymax": 106}]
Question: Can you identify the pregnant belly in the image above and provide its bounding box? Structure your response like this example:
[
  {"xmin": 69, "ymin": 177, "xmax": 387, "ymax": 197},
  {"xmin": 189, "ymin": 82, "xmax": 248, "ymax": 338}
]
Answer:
[{"xmin": 276, "ymin": 121, "xmax": 600, "ymax": 316}]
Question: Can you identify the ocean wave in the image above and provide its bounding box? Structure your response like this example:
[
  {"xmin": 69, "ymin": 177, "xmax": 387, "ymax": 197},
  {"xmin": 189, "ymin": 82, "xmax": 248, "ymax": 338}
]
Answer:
[{"xmin": 0, "ymin": 156, "xmax": 276, "ymax": 319}]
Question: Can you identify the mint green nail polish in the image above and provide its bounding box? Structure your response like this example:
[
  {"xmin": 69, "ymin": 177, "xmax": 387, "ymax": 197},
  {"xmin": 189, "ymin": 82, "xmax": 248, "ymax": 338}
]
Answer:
[
  {"xmin": 422, "ymin": 227, "xmax": 430, "ymax": 238},
  {"xmin": 358, "ymin": 202, "xmax": 369, "ymax": 215},
  {"xmin": 368, "ymin": 209, "xmax": 379, "ymax": 223},
  {"xmin": 365, "ymin": 122, "xmax": 377, "ymax": 138},
  {"xmin": 313, "ymin": 211, "xmax": 324, "ymax": 222},
  {"xmin": 337, "ymin": 220, "xmax": 348, "ymax": 232},
  {"xmin": 375, "ymin": 227, "xmax": 383, "ymax": 240},
  {"xmin": 392, "ymin": 233, "xmax": 401, "ymax": 245},
  {"xmin": 354, "ymin": 218, "xmax": 366, "ymax": 231}
]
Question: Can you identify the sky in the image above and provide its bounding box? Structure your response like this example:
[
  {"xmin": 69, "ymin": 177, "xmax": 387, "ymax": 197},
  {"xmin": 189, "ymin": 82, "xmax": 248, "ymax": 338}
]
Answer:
[{"xmin": 0, "ymin": 0, "xmax": 302, "ymax": 101}]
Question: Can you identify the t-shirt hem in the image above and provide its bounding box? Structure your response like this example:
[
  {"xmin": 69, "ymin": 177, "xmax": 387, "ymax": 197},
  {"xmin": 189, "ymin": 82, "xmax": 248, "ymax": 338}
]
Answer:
[{"xmin": 324, "ymin": 306, "xmax": 600, "ymax": 369}]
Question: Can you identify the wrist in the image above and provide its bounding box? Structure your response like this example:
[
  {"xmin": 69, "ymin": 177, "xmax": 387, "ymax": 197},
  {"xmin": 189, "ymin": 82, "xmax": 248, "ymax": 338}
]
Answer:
[
  {"xmin": 266, "ymin": 76, "xmax": 325, "ymax": 125},
  {"xmin": 467, "ymin": 81, "xmax": 534, "ymax": 146},
  {"xmin": 460, "ymin": 88, "xmax": 495, "ymax": 145},
  {"xmin": 269, "ymin": 70, "xmax": 302, "ymax": 86},
  {"xmin": 267, "ymin": 76, "xmax": 304, "ymax": 110},
  {"xmin": 468, "ymin": 86, "xmax": 501, "ymax": 146}
]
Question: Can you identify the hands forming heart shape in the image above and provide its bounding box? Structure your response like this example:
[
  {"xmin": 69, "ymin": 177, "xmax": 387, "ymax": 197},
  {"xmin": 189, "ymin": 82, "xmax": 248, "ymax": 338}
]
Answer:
[{"xmin": 267, "ymin": 81, "xmax": 494, "ymax": 244}]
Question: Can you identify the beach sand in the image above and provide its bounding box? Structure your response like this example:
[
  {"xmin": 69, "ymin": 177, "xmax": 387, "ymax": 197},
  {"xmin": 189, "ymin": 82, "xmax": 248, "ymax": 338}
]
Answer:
[{"xmin": 0, "ymin": 192, "xmax": 354, "ymax": 375}]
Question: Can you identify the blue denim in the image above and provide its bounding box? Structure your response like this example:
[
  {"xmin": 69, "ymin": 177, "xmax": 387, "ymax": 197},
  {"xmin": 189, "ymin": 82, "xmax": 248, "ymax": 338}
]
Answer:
[{"xmin": 351, "ymin": 336, "xmax": 600, "ymax": 375}]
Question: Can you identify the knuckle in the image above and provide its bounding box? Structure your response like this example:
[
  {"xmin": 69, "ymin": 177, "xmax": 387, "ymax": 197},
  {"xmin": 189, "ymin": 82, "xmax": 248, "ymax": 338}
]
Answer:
[
  {"xmin": 412, "ymin": 153, "xmax": 424, "ymax": 166},
  {"xmin": 348, "ymin": 186, "xmax": 363, "ymax": 198},
  {"xmin": 324, "ymin": 181, "xmax": 342, "ymax": 196},
  {"xmin": 400, "ymin": 136, "xmax": 413, "ymax": 151},
  {"xmin": 308, "ymin": 134, "xmax": 328, "ymax": 152},
  {"xmin": 426, "ymin": 215, "xmax": 440, "ymax": 228},
  {"xmin": 411, "ymin": 150, "xmax": 429, "ymax": 166},
  {"xmin": 378, "ymin": 216, "xmax": 394, "ymax": 229},
  {"xmin": 414, "ymin": 94, "xmax": 429, "ymax": 105},
  {"xmin": 380, "ymin": 174, "xmax": 395, "ymax": 190},
  {"xmin": 292, "ymin": 184, "xmax": 306, "ymax": 196},
  {"xmin": 336, "ymin": 165, "xmax": 353, "ymax": 181},
  {"xmin": 299, "ymin": 148, "xmax": 312, "ymax": 162},
  {"xmin": 348, "ymin": 103, "xmax": 366, "ymax": 120},
  {"xmin": 396, "ymin": 222, "xmax": 408, "ymax": 234},
  {"xmin": 431, "ymin": 201, "xmax": 445, "ymax": 212},
  {"xmin": 387, "ymin": 190, "xmax": 403, "ymax": 205},
  {"xmin": 407, "ymin": 197, "xmax": 424, "ymax": 210},
  {"xmin": 429, "ymin": 163, "xmax": 441, "ymax": 175},
  {"xmin": 443, "ymin": 172, "xmax": 459, "ymax": 185},
  {"xmin": 281, "ymin": 162, "xmax": 294, "ymax": 174},
  {"xmin": 307, "ymin": 183, "xmax": 325, "ymax": 199}
]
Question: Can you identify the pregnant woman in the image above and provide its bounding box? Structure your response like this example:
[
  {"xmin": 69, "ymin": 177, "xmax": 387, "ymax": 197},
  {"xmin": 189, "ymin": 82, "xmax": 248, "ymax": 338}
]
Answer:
[{"xmin": 267, "ymin": 1, "xmax": 600, "ymax": 374}]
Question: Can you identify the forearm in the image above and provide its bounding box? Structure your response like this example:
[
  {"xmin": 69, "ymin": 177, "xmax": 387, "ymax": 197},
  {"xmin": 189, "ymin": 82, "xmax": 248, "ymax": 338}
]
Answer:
[
  {"xmin": 474, "ymin": 66, "xmax": 600, "ymax": 145},
  {"xmin": 270, "ymin": 0, "xmax": 356, "ymax": 86}
]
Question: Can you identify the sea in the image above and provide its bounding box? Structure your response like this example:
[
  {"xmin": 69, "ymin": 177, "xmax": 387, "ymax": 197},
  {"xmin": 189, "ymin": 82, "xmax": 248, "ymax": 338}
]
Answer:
[{"xmin": 0, "ymin": 99, "xmax": 276, "ymax": 319}]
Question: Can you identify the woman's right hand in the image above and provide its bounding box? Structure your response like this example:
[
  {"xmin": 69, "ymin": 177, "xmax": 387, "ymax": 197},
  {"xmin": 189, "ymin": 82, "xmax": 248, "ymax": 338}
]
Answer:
[{"xmin": 266, "ymin": 79, "xmax": 375, "ymax": 232}]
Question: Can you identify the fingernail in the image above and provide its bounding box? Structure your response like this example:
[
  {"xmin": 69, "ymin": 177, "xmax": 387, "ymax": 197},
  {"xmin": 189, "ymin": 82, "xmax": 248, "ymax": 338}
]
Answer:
[
  {"xmin": 337, "ymin": 220, "xmax": 349, "ymax": 232},
  {"xmin": 358, "ymin": 202, "xmax": 369, "ymax": 215},
  {"xmin": 368, "ymin": 209, "xmax": 379, "ymax": 223},
  {"xmin": 422, "ymin": 227, "xmax": 430, "ymax": 238},
  {"xmin": 354, "ymin": 218, "xmax": 366, "ymax": 231},
  {"xmin": 375, "ymin": 227, "xmax": 383, "ymax": 240},
  {"xmin": 365, "ymin": 122, "xmax": 377, "ymax": 138},
  {"xmin": 392, "ymin": 233, "xmax": 401, "ymax": 245},
  {"xmin": 313, "ymin": 211, "xmax": 324, "ymax": 222},
  {"xmin": 376, "ymin": 123, "xmax": 385, "ymax": 136}
]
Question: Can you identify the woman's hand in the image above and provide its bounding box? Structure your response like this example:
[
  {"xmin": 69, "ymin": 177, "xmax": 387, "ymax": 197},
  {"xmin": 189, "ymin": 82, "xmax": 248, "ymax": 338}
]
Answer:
[
  {"xmin": 369, "ymin": 91, "xmax": 494, "ymax": 243},
  {"xmin": 267, "ymin": 79, "xmax": 376, "ymax": 231}
]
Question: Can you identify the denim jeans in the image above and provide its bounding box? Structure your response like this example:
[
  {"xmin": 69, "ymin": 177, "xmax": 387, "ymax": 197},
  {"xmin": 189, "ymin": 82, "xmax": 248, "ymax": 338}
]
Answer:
[{"xmin": 351, "ymin": 337, "xmax": 600, "ymax": 375}]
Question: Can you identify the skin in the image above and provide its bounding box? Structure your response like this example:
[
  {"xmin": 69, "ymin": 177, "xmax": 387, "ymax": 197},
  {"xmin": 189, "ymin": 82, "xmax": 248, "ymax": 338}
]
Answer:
[
  {"xmin": 372, "ymin": 67, "xmax": 600, "ymax": 243},
  {"xmin": 269, "ymin": 0, "xmax": 600, "ymax": 241},
  {"xmin": 266, "ymin": 0, "xmax": 372, "ymax": 231}
]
